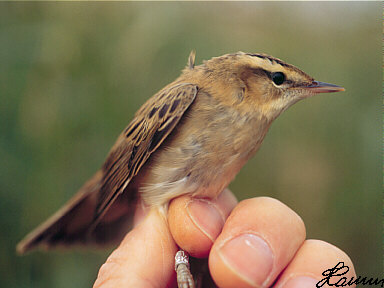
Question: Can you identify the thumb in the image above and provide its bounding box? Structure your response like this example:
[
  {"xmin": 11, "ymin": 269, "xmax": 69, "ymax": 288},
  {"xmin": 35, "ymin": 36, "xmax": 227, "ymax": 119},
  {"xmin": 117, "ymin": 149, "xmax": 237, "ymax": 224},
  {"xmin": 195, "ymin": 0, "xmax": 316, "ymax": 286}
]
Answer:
[{"xmin": 93, "ymin": 209, "xmax": 178, "ymax": 288}]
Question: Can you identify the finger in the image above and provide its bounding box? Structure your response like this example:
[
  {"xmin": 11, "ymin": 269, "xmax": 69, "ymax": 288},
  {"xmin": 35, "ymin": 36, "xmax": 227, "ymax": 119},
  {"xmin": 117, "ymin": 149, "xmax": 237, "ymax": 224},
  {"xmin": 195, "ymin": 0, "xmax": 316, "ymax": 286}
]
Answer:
[
  {"xmin": 93, "ymin": 209, "xmax": 178, "ymax": 288},
  {"xmin": 274, "ymin": 239, "xmax": 356, "ymax": 288},
  {"xmin": 168, "ymin": 188, "xmax": 238, "ymax": 258},
  {"xmin": 209, "ymin": 197, "xmax": 306, "ymax": 288}
]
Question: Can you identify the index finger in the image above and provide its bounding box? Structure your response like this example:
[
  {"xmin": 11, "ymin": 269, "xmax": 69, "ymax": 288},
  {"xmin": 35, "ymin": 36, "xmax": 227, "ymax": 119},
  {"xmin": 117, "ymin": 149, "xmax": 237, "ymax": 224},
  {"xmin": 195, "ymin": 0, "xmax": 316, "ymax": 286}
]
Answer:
[{"xmin": 168, "ymin": 188, "xmax": 238, "ymax": 258}]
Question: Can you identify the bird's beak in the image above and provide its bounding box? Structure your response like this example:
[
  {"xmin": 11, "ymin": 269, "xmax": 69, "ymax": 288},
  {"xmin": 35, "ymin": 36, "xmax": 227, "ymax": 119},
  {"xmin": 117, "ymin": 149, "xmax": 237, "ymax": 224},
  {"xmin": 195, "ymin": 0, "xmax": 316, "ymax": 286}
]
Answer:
[{"xmin": 303, "ymin": 81, "xmax": 345, "ymax": 93}]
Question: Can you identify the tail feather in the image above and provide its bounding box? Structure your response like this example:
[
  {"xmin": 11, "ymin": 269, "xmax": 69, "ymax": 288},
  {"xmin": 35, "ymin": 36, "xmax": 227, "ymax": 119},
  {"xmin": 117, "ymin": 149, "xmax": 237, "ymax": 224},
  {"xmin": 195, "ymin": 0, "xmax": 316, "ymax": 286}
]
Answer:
[{"xmin": 17, "ymin": 171, "xmax": 136, "ymax": 254}]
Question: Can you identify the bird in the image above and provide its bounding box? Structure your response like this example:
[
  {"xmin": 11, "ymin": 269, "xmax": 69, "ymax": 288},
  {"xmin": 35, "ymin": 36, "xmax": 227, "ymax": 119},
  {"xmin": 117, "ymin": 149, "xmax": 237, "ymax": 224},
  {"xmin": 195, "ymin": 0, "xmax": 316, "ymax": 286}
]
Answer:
[{"xmin": 17, "ymin": 51, "xmax": 344, "ymax": 287}]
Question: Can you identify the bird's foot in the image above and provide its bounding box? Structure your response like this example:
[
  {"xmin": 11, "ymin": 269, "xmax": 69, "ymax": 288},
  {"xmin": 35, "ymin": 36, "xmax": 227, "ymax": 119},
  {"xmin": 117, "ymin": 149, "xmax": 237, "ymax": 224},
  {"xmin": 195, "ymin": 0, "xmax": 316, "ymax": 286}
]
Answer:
[{"xmin": 175, "ymin": 250, "xmax": 195, "ymax": 288}]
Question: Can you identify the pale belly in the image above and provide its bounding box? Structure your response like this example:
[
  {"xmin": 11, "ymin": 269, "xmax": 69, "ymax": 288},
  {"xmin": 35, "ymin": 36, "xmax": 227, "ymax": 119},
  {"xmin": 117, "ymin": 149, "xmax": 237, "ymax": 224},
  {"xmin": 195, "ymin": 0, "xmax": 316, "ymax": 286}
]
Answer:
[
  {"xmin": 139, "ymin": 121, "xmax": 268, "ymax": 208},
  {"xmin": 139, "ymin": 149, "xmax": 248, "ymax": 208}
]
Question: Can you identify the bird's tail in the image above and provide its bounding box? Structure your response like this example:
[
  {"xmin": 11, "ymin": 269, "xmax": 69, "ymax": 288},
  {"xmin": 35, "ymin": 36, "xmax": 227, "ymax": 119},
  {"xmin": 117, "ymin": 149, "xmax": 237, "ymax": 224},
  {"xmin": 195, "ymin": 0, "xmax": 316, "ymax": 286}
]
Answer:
[{"xmin": 16, "ymin": 171, "xmax": 135, "ymax": 254}]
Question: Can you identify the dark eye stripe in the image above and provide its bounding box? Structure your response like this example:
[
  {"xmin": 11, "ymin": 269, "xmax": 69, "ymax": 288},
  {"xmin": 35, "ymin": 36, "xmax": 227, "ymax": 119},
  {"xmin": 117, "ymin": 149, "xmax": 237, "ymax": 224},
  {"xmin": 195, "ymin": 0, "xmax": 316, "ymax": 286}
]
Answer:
[
  {"xmin": 250, "ymin": 68, "xmax": 288, "ymax": 86},
  {"xmin": 251, "ymin": 68, "xmax": 271, "ymax": 77}
]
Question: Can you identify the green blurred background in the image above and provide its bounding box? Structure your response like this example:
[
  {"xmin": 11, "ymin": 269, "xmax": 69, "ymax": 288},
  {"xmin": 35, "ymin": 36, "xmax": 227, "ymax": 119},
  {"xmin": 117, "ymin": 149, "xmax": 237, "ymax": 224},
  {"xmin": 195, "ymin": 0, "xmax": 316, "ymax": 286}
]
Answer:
[{"xmin": 1, "ymin": 2, "xmax": 381, "ymax": 287}]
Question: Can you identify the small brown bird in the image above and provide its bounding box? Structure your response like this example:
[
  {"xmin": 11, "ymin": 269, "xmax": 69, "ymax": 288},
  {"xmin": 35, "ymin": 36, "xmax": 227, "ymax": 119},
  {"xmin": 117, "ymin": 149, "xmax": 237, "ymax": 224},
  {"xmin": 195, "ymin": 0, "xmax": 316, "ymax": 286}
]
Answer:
[{"xmin": 17, "ymin": 51, "xmax": 344, "ymax": 287}]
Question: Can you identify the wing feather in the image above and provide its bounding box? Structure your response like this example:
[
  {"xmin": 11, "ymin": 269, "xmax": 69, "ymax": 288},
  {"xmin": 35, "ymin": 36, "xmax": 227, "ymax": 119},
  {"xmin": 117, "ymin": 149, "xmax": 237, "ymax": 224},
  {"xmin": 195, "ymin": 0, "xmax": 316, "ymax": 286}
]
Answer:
[{"xmin": 94, "ymin": 83, "xmax": 198, "ymax": 222}]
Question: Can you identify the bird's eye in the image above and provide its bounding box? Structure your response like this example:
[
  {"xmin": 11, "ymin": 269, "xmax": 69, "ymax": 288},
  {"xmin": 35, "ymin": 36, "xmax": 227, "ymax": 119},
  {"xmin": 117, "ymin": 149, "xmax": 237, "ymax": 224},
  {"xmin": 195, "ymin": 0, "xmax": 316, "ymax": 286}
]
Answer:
[{"xmin": 271, "ymin": 72, "xmax": 285, "ymax": 85}]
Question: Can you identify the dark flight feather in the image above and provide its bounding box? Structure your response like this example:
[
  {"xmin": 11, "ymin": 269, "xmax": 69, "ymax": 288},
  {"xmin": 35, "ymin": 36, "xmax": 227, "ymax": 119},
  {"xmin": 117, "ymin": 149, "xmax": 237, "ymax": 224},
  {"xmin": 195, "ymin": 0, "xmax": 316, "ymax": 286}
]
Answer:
[
  {"xmin": 95, "ymin": 83, "xmax": 198, "ymax": 222},
  {"xmin": 17, "ymin": 83, "xmax": 198, "ymax": 253}
]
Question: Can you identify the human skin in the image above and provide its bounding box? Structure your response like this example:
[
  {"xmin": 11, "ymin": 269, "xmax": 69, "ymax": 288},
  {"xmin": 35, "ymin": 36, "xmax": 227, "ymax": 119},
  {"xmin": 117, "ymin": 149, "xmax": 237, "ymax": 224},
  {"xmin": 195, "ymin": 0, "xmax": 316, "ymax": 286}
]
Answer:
[{"xmin": 93, "ymin": 189, "xmax": 356, "ymax": 288}]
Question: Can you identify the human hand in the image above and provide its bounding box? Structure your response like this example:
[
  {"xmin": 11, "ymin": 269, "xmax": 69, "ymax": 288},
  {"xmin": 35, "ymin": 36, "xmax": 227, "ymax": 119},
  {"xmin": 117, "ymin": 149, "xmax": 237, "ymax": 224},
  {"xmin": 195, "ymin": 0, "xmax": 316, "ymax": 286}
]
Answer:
[{"xmin": 93, "ymin": 189, "xmax": 356, "ymax": 288}]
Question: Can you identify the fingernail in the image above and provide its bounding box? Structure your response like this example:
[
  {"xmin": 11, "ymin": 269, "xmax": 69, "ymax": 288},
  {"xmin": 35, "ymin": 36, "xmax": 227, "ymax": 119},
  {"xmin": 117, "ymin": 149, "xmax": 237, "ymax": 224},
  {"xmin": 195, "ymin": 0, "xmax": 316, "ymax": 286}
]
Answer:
[
  {"xmin": 283, "ymin": 276, "xmax": 319, "ymax": 288},
  {"xmin": 187, "ymin": 199, "xmax": 225, "ymax": 241},
  {"xmin": 218, "ymin": 234, "xmax": 273, "ymax": 287}
]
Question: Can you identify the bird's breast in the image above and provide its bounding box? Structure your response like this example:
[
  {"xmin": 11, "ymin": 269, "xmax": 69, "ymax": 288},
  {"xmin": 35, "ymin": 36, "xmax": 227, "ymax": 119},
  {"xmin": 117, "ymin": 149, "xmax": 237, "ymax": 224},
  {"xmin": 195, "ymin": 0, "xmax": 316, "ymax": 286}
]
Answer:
[{"xmin": 139, "ymin": 90, "xmax": 270, "ymax": 207}]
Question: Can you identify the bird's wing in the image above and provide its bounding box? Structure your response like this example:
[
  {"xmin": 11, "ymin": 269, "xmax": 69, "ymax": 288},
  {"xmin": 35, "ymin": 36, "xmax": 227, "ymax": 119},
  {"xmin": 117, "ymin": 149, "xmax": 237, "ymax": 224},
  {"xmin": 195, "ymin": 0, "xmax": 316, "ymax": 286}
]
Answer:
[
  {"xmin": 95, "ymin": 83, "xmax": 198, "ymax": 222},
  {"xmin": 16, "ymin": 83, "xmax": 198, "ymax": 253}
]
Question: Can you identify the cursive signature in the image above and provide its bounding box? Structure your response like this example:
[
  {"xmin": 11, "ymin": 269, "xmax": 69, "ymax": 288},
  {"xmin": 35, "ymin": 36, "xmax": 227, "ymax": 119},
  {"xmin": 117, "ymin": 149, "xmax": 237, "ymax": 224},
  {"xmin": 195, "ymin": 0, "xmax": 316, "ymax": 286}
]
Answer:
[{"xmin": 317, "ymin": 262, "xmax": 384, "ymax": 287}]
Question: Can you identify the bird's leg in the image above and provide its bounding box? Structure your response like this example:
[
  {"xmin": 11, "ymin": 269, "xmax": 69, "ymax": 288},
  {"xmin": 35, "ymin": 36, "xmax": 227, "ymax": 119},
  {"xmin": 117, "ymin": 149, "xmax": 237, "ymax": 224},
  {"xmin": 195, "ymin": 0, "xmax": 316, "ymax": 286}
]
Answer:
[{"xmin": 175, "ymin": 250, "xmax": 195, "ymax": 288}]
